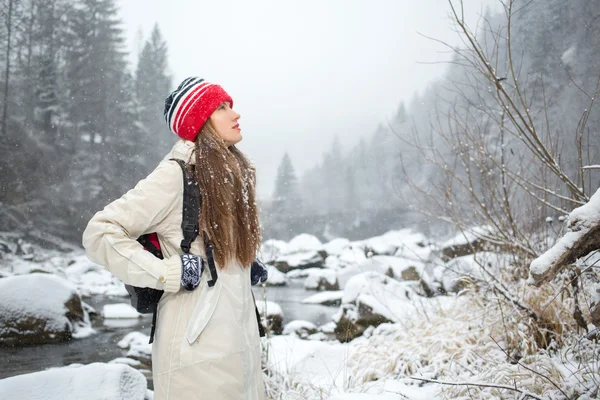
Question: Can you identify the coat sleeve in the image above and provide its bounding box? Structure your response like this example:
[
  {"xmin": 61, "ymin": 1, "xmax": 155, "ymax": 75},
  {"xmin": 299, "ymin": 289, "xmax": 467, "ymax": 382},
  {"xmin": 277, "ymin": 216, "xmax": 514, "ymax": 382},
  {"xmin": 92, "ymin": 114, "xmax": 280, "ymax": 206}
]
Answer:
[{"xmin": 82, "ymin": 160, "xmax": 183, "ymax": 293}]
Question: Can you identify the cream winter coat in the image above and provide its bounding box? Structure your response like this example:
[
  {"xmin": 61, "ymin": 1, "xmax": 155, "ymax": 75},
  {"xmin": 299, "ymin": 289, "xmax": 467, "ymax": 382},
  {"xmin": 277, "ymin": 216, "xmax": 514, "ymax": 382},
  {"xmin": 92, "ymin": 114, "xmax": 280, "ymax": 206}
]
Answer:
[{"xmin": 82, "ymin": 139, "xmax": 266, "ymax": 400}]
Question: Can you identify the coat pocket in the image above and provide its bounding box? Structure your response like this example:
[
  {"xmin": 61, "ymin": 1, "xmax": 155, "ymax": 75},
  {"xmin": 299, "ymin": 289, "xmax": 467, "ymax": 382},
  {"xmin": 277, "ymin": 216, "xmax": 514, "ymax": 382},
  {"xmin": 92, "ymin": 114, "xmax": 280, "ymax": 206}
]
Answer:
[{"xmin": 179, "ymin": 277, "xmax": 249, "ymax": 367}]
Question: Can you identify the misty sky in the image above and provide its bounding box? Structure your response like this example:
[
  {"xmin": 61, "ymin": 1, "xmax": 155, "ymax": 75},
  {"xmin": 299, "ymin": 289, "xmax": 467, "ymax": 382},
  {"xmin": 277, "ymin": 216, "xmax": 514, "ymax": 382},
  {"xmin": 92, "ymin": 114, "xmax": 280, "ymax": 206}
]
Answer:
[{"xmin": 119, "ymin": 0, "xmax": 497, "ymax": 199}]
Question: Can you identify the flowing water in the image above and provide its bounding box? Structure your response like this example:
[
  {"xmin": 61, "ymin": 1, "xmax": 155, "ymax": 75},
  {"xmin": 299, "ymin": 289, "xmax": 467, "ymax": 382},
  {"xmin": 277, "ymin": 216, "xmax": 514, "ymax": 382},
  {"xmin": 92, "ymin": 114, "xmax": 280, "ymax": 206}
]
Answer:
[{"xmin": 0, "ymin": 281, "xmax": 336, "ymax": 381}]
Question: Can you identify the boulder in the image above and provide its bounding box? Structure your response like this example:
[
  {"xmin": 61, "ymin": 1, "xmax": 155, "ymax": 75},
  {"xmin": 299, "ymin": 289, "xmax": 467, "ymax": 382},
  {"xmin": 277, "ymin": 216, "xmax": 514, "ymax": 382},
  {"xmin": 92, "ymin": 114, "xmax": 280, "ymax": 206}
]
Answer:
[
  {"xmin": 0, "ymin": 273, "xmax": 93, "ymax": 346},
  {"xmin": 255, "ymin": 300, "xmax": 284, "ymax": 335},
  {"xmin": 304, "ymin": 269, "xmax": 339, "ymax": 291},
  {"xmin": 332, "ymin": 271, "xmax": 415, "ymax": 342},
  {"xmin": 439, "ymin": 226, "xmax": 493, "ymax": 261},
  {"xmin": 355, "ymin": 229, "xmax": 428, "ymax": 257},
  {"xmin": 260, "ymin": 239, "xmax": 288, "ymax": 263},
  {"xmin": 282, "ymin": 320, "xmax": 318, "ymax": 338},
  {"xmin": 323, "ymin": 238, "xmax": 350, "ymax": 257},
  {"xmin": 265, "ymin": 265, "xmax": 288, "ymax": 286},
  {"xmin": 302, "ymin": 291, "xmax": 344, "ymax": 306},
  {"xmin": 400, "ymin": 266, "xmax": 420, "ymax": 281},
  {"xmin": 333, "ymin": 304, "xmax": 365, "ymax": 342},
  {"xmin": 274, "ymin": 251, "xmax": 324, "ymax": 272},
  {"xmin": 286, "ymin": 234, "xmax": 323, "ymax": 254},
  {"xmin": 117, "ymin": 332, "xmax": 152, "ymax": 369},
  {"xmin": 332, "ymin": 297, "xmax": 395, "ymax": 343}
]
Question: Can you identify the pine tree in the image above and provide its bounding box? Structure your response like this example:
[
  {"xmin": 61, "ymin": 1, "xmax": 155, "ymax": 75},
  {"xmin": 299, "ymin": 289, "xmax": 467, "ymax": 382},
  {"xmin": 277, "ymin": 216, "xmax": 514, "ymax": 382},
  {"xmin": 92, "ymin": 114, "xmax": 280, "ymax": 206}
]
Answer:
[
  {"xmin": 35, "ymin": 0, "xmax": 62, "ymax": 139},
  {"xmin": 65, "ymin": 0, "xmax": 127, "ymax": 149},
  {"xmin": 135, "ymin": 23, "xmax": 173, "ymax": 165},
  {"xmin": 322, "ymin": 135, "xmax": 345, "ymax": 213},
  {"xmin": 272, "ymin": 152, "xmax": 300, "ymax": 215}
]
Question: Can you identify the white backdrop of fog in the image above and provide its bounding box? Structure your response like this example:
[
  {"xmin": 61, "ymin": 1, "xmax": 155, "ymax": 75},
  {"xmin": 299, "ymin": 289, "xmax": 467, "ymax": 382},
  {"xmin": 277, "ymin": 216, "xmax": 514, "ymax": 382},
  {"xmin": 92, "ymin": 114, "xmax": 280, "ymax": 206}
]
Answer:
[{"xmin": 119, "ymin": 0, "xmax": 498, "ymax": 199}]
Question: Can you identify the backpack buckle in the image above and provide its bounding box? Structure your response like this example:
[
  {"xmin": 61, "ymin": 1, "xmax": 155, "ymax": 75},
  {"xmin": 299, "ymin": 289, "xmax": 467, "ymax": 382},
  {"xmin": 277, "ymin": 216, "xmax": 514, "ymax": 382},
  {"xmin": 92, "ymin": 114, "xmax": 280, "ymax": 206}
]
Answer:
[{"xmin": 183, "ymin": 223, "xmax": 197, "ymax": 234}]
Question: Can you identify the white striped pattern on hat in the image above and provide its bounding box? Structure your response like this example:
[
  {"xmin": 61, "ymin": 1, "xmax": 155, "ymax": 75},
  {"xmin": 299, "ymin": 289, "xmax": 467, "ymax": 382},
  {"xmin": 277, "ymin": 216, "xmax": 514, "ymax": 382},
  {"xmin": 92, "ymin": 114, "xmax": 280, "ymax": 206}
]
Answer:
[{"xmin": 164, "ymin": 77, "xmax": 216, "ymax": 134}]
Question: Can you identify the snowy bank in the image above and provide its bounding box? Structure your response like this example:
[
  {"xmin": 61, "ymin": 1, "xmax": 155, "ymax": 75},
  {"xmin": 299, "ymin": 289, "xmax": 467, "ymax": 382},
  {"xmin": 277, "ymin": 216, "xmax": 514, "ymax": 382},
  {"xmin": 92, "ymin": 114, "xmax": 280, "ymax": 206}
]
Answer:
[{"xmin": 0, "ymin": 363, "xmax": 149, "ymax": 400}]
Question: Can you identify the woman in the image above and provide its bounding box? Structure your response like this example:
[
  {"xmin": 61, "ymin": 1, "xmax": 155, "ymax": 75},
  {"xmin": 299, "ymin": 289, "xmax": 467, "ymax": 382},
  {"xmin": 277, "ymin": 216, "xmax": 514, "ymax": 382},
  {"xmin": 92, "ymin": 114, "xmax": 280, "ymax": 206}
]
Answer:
[{"xmin": 82, "ymin": 77, "xmax": 267, "ymax": 399}]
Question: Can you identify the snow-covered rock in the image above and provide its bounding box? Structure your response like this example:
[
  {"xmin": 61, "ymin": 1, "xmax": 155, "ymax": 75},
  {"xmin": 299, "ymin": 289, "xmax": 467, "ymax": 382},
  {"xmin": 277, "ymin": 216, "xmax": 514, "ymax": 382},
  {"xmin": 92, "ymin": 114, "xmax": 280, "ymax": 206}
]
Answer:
[
  {"xmin": 274, "ymin": 250, "xmax": 324, "ymax": 272},
  {"xmin": 286, "ymin": 268, "xmax": 312, "ymax": 279},
  {"xmin": 337, "ymin": 246, "xmax": 368, "ymax": 268},
  {"xmin": 302, "ymin": 291, "xmax": 344, "ymax": 306},
  {"xmin": 256, "ymin": 300, "xmax": 284, "ymax": 334},
  {"xmin": 370, "ymin": 256, "xmax": 424, "ymax": 281},
  {"xmin": 336, "ymin": 258, "xmax": 401, "ymax": 289},
  {"xmin": 266, "ymin": 264, "xmax": 288, "ymax": 286},
  {"xmin": 270, "ymin": 234, "xmax": 327, "ymax": 272},
  {"xmin": 0, "ymin": 273, "xmax": 94, "ymax": 346},
  {"xmin": 261, "ymin": 239, "xmax": 288, "ymax": 263},
  {"xmin": 118, "ymin": 332, "xmax": 152, "ymax": 368},
  {"xmin": 304, "ymin": 268, "xmax": 339, "ymax": 291},
  {"xmin": 118, "ymin": 331, "xmax": 150, "ymax": 350},
  {"xmin": 286, "ymin": 234, "xmax": 323, "ymax": 254},
  {"xmin": 333, "ymin": 272, "xmax": 417, "ymax": 342},
  {"xmin": 354, "ymin": 229, "xmax": 427, "ymax": 257},
  {"xmin": 64, "ymin": 254, "xmax": 128, "ymax": 297},
  {"xmin": 323, "ymin": 238, "xmax": 351, "ymax": 256},
  {"xmin": 103, "ymin": 303, "xmax": 141, "ymax": 319},
  {"xmin": 0, "ymin": 362, "xmax": 148, "ymax": 400},
  {"xmin": 283, "ymin": 320, "xmax": 318, "ymax": 338},
  {"xmin": 430, "ymin": 252, "xmax": 506, "ymax": 293},
  {"xmin": 439, "ymin": 226, "xmax": 493, "ymax": 260}
]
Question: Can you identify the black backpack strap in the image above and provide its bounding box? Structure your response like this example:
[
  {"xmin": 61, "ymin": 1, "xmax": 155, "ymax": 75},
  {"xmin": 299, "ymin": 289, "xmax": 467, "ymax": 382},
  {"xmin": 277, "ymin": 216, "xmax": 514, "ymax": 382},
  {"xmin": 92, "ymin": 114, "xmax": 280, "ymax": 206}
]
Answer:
[
  {"xmin": 203, "ymin": 232, "xmax": 219, "ymax": 287},
  {"xmin": 149, "ymin": 309, "xmax": 158, "ymax": 344},
  {"xmin": 169, "ymin": 158, "xmax": 200, "ymax": 253},
  {"xmin": 170, "ymin": 158, "xmax": 219, "ymax": 287},
  {"xmin": 251, "ymin": 290, "xmax": 266, "ymax": 337}
]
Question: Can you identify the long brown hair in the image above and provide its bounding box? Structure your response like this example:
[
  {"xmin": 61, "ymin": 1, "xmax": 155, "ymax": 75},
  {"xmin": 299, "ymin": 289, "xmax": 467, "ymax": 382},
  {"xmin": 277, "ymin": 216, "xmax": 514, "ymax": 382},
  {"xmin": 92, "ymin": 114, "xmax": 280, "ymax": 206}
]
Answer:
[{"xmin": 190, "ymin": 121, "xmax": 262, "ymax": 268}]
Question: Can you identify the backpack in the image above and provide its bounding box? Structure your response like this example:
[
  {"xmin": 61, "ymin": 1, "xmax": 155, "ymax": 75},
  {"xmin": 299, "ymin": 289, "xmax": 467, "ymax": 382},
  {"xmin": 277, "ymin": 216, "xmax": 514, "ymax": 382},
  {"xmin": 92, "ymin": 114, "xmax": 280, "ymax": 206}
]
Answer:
[{"xmin": 125, "ymin": 158, "xmax": 265, "ymax": 344}]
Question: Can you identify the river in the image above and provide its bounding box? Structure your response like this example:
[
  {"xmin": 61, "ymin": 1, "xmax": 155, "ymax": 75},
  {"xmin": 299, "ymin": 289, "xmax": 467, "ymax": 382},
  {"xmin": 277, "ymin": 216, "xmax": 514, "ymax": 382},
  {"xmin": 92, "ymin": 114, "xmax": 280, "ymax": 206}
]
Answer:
[{"xmin": 0, "ymin": 281, "xmax": 337, "ymax": 384}]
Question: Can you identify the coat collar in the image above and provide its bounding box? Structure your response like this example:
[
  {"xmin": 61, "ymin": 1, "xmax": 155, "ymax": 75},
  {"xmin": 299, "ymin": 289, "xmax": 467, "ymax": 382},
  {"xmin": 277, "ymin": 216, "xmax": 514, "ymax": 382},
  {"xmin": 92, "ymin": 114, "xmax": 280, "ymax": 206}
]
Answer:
[{"xmin": 167, "ymin": 139, "xmax": 196, "ymax": 165}]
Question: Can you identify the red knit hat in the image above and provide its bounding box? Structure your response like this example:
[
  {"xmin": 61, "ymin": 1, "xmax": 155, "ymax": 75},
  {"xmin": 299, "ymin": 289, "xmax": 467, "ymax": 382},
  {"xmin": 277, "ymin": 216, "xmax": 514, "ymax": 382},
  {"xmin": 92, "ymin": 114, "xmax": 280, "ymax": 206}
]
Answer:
[{"xmin": 163, "ymin": 77, "xmax": 233, "ymax": 141}]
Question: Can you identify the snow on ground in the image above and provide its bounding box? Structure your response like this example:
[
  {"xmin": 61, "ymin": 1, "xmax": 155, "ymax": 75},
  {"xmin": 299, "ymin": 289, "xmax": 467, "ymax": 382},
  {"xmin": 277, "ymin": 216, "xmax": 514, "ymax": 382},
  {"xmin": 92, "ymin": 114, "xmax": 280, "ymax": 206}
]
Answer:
[
  {"xmin": 264, "ymin": 296, "xmax": 453, "ymax": 399},
  {"xmin": 0, "ymin": 362, "xmax": 149, "ymax": 400},
  {"xmin": 266, "ymin": 289, "xmax": 598, "ymax": 399},
  {"xmin": 102, "ymin": 303, "xmax": 141, "ymax": 319},
  {"xmin": 266, "ymin": 335, "xmax": 352, "ymax": 391}
]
